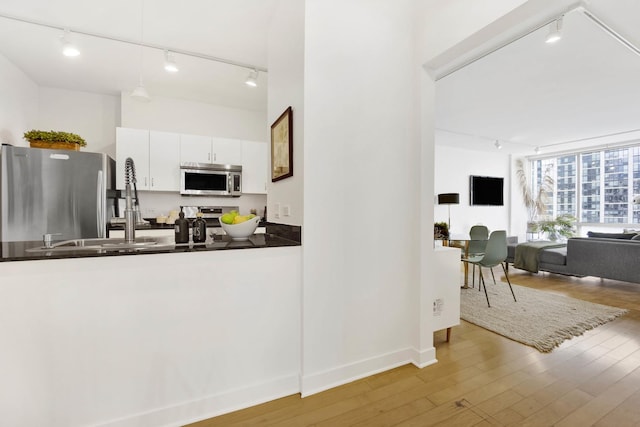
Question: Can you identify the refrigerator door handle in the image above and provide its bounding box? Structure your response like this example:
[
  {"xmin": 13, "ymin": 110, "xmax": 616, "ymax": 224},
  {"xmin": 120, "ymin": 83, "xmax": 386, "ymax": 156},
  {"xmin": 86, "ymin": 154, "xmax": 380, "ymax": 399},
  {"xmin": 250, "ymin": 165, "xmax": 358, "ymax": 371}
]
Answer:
[{"xmin": 97, "ymin": 170, "xmax": 105, "ymax": 238}]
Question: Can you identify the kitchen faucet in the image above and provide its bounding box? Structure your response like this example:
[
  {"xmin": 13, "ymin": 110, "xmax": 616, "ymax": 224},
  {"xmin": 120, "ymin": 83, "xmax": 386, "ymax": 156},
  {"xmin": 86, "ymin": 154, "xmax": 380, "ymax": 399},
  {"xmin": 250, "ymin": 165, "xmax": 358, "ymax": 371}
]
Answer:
[{"xmin": 124, "ymin": 157, "xmax": 139, "ymax": 243}]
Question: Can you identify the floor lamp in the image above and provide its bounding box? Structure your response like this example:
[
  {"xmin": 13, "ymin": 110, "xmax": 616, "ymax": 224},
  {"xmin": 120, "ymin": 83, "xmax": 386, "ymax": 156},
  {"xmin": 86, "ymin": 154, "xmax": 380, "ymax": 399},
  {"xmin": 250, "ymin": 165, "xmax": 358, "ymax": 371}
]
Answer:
[{"xmin": 438, "ymin": 193, "xmax": 460, "ymax": 233}]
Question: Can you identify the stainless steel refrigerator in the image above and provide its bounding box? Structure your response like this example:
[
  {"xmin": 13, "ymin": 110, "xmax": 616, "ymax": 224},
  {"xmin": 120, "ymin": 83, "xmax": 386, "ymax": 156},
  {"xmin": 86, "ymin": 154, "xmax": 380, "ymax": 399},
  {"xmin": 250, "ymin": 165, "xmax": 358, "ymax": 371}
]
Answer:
[{"xmin": 0, "ymin": 145, "xmax": 116, "ymax": 242}]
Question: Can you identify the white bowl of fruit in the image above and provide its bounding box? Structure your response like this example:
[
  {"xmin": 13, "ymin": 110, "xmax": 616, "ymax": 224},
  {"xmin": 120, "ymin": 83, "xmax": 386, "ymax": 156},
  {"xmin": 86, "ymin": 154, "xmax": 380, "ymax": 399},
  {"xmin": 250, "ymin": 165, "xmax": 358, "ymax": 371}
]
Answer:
[{"xmin": 219, "ymin": 211, "xmax": 261, "ymax": 241}]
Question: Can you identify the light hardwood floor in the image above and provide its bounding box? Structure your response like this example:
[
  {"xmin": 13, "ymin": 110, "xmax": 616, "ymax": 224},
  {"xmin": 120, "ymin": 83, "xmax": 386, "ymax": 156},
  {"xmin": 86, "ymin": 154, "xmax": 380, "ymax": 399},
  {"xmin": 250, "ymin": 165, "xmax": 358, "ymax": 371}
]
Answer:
[{"xmin": 187, "ymin": 268, "xmax": 640, "ymax": 426}]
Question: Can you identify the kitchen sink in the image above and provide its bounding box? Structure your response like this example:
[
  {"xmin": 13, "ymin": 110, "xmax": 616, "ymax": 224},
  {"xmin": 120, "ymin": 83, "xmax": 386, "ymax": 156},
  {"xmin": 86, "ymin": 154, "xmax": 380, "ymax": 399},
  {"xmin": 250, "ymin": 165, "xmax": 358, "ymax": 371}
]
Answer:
[{"xmin": 26, "ymin": 236, "xmax": 175, "ymax": 253}]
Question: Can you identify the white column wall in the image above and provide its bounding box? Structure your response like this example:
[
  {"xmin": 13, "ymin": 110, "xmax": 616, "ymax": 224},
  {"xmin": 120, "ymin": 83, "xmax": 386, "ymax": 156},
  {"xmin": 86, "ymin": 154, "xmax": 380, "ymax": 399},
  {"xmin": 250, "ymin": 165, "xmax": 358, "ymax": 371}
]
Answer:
[
  {"xmin": 301, "ymin": 0, "xmax": 419, "ymax": 395},
  {"xmin": 0, "ymin": 53, "xmax": 38, "ymax": 146}
]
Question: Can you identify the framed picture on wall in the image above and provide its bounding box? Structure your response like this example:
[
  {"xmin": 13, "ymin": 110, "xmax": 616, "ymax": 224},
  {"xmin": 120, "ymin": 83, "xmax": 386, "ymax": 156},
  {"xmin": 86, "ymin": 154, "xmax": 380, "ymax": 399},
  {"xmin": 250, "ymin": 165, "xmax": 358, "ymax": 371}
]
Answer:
[{"xmin": 271, "ymin": 106, "xmax": 293, "ymax": 182}]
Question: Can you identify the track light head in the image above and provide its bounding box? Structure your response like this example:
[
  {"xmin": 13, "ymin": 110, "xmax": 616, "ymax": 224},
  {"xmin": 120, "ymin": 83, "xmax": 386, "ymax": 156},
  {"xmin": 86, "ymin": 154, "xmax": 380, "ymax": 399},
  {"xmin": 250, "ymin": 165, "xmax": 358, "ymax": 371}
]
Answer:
[
  {"xmin": 545, "ymin": 17, "xmax": 563, "ymax": 44},
  {"xmin": 494, "ymin": 140, "xmax": 502, "ymax": 150},
  {"xmin": 60, "ymin": 29, "xmax": 80, "ymax": 57},
  {"xmin": 164, "ymin": 50, "xmax": 178, "ymax": 73},
  {"xmin": 534, "ymin": 146, "xmax": 541, "ymax": 154},
  {"xmin": 245, "ymin": 69, "xmax": 258, "ymax": 87}
]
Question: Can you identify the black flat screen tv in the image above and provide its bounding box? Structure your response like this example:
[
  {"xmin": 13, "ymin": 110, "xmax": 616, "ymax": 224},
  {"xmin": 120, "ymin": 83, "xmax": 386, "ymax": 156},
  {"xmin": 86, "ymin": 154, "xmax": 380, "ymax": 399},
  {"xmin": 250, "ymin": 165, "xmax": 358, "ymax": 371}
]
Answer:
[{"xmin": 470, "ymin": 175, "xmax": 504, "ymax": 206}]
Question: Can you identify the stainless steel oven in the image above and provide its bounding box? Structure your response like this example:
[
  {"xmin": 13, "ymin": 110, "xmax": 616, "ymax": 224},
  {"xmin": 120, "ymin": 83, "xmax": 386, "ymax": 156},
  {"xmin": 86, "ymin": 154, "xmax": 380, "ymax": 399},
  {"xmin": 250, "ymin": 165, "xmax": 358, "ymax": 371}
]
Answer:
[{"xmin": 180, "ymin": 163, "xmax": 242, "ymax": 196}]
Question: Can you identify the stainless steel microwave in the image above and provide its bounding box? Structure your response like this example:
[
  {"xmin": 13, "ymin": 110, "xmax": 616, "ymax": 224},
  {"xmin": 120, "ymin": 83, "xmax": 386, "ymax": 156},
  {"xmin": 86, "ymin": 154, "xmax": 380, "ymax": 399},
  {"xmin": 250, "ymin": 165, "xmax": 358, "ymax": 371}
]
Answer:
[{"xmin": 180, "ymin": 163, "xmax": 242, "ymax": 196}]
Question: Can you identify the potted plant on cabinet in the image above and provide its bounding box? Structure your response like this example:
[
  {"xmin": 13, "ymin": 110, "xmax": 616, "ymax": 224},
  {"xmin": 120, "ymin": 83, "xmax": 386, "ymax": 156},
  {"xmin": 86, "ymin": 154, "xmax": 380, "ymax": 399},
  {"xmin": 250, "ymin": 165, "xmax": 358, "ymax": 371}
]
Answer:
[{"xmin": 23, "ymin": 129, "xmax": 87, "ymax": 151}]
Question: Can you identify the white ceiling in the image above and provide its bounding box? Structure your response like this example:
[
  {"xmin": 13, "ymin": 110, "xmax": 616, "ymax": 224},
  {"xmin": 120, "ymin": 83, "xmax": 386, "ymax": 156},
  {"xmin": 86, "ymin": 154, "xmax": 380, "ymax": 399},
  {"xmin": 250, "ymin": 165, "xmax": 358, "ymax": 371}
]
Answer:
[
  {"xmin": 436, "ymin": 0, "xmax": 640, "ymax": 155},
  {"xmin": 0, "ymin": 0, "xmax": 275, "ymax": 111}
]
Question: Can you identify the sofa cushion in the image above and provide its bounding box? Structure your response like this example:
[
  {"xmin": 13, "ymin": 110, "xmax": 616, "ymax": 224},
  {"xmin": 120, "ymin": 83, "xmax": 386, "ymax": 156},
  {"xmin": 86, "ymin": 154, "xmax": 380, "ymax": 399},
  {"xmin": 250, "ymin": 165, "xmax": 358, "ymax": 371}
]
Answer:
[
  {"xmin": 632, "ymin": 234, "xmax": 640, "ymax": 240},
  {"xmin": 538, "ymin": 247, "xmax": 567, "ymax": 265},
  {"xmin": 587, "ymin": 231, "xmax": 637, "ymax": 239}
]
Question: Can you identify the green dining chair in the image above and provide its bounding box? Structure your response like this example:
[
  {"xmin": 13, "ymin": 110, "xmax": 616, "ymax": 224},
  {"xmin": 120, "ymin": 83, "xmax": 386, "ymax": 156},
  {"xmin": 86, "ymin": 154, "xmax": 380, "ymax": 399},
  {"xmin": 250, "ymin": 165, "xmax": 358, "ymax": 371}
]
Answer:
[
  {"xmin": 467, "ymin": 225, "xmax": 488, "ymax": 288},
  {"xmin": 464, "ymin": 230, "xmax": 516, "ymax": 307}
]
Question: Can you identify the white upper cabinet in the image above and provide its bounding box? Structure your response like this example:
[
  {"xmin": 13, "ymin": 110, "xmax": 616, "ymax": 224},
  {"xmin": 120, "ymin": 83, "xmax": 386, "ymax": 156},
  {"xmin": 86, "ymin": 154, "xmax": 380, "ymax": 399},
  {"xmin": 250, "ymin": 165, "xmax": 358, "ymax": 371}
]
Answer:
[
  {"xmin": 180, "ymin": 134, "xmax": 213, "ymax": 164},
  {"xmin": 180, "ymin": 135, "xmax": 242, "ymax": 165},
  {"xmin": 118, "ymin": 128, "xmax": 266, "ymax": 195},
  {"xmin": 116, "ymin": 127, "xmax": 150, "ymax": 190},
  {"xmin": 212, "ymin": 137, "xmax": 242, "ymax": 165},
  {"xmin": 116, "ymin": 127, "xmax": 180, "ymax": 192},
  {"xmin": 149, "ymin": 131, "xmax": 181, "ymax": 191},
  {"xmin": 241, "ymin": 141, "xmax": 268, "ymax": 194}
]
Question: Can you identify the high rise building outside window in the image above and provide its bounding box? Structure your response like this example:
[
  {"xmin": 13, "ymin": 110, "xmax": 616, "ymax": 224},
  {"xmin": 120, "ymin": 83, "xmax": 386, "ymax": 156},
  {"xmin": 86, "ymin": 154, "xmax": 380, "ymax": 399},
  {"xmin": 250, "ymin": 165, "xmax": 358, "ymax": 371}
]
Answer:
[{"xmin": 530, "ymin": 143, "xmax": 640, "ymax": 224}]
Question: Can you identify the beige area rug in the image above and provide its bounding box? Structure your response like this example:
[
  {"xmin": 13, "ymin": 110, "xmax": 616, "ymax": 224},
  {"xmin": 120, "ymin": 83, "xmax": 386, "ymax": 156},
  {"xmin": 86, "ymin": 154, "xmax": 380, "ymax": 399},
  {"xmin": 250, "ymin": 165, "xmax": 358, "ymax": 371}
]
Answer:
[{"xmin": 460, "ymin": 283, "xmax": 628, "ymax": 352}]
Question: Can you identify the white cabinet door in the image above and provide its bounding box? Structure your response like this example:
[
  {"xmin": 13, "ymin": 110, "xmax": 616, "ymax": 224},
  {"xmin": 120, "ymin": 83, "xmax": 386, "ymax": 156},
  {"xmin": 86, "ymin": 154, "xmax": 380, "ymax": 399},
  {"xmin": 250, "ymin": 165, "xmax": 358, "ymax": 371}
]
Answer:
[
  {"xmin": 149, "ymin": 131, "xmax": 181, "ymax": 191},
  {"xmin": 116, "ymin": 127, "xmax": 150, "ymax": 190},
  {"xmin": 180, "ymin": 134, "xmax": 212, "ymax": 164},
  {"xmin": 241, "ymin": 141, "xmax": 268, "ymax": 194},
  {"xmin": 212, "ymin": 137, "xmax": 242, "ymax": 165}
]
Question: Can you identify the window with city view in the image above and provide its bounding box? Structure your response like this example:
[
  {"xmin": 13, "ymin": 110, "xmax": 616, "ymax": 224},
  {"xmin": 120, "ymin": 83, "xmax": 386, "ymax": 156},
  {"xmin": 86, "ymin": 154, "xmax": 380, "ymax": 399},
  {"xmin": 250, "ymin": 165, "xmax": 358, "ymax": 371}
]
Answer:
[{"xmin": 530, "ymin": 144, "xmax": 640, "ymax": 224}]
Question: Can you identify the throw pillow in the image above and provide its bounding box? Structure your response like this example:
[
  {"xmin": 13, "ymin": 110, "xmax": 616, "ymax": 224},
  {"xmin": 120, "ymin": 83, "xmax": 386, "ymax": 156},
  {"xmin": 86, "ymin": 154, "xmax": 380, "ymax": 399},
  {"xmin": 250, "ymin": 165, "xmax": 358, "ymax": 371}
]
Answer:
[{"xmin": 587, "ymin": 231, "xmax": 637, "ymax": 239}]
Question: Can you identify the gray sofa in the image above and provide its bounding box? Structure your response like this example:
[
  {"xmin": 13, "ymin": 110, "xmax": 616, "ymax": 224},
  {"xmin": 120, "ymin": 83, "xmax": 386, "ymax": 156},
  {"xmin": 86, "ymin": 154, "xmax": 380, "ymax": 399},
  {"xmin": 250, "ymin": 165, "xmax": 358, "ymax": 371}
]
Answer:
[{"xmin": 507, "ymin": 234, "xmax": 640, "ymax": 284}]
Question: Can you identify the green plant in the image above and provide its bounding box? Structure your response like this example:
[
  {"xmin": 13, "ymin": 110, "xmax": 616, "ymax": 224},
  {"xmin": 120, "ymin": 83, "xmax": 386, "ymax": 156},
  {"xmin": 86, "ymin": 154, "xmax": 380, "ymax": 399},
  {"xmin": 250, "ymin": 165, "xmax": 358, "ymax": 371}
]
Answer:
[
  {"xmin": 515, "ymin": 158, "xmax": 553, "ymax": 222},
  {"xmin": 23, "ymin": 129, "xmax": 86, "ymax": 147},
  {"xmin": 538, "ymin": 214, "xmax": 577, "ymax": 241},
  {"xmin": 434, "ymin": 221, "xmax": 449, "ymax": 239}
]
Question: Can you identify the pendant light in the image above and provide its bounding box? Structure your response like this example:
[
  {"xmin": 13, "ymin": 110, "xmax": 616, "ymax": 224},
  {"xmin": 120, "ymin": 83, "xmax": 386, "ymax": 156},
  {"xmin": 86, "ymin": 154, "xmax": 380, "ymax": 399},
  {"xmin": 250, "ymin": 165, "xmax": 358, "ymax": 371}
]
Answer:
[{"xmin": 131, "ymin": 0, "xmax": 151, "ymax": 102}]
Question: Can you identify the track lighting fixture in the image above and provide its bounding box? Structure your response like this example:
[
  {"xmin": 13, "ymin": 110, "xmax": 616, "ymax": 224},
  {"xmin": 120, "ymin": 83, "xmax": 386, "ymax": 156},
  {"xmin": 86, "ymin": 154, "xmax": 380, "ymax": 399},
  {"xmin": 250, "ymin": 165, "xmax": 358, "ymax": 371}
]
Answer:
[
  {"xmin": 545, "ymin": 17, "xmax": 563, "ymax": 44},
  {"xmin": 245, "ymin": 69, "xmax": 258, "ymax": 87},
  {"xmin": 164, "ymin": 50, "xmax": 178, "ymax": 73},
  {"xmin": 534, "ymin": 146, "xmax": 541, "ymax": 154},
  {"xmin": 60, "ymin": 29, "xmax": 80, "ymax": 57},
  {"xmin": 494, "ymin": 140, "xmax": 502, "ymax": 150}
]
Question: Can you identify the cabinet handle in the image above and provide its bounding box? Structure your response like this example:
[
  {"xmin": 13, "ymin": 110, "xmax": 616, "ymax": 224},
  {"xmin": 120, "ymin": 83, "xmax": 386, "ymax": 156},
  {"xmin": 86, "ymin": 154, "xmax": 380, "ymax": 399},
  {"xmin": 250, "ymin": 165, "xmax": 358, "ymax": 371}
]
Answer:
[
  {"xmin": 145, "ymin": 177, "xmax": 147, "ymax": 186},
  {"xmin": 151, "ymin": 178, "xmax": 154, "ymax": 187},
  {"xmin": 208, "ymin": 152, "xmax": 211, "ymax": 161}
]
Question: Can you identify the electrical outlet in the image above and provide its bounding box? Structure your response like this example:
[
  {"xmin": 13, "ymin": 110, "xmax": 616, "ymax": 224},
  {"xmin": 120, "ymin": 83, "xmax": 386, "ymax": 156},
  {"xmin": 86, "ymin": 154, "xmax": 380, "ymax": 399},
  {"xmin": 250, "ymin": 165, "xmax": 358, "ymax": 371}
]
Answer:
[
  {"xmin": 433, "ymin": 298, "xmax": 444, "ymax": 316},
  {"xmin": 283, "ymin": 205, "xmax": 291, "ymax": 216},
  {"xmin": 274, "ymin": 203, "xmax": 280, "ymax": 219}
]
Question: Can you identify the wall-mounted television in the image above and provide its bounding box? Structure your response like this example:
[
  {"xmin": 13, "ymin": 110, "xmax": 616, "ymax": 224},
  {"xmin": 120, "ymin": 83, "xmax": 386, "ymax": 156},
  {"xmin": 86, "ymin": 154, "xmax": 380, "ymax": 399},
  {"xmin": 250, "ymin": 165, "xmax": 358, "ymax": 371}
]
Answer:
[{"xmin": 470, "ymin": 175, "xmax": 504, "ymax": 206}]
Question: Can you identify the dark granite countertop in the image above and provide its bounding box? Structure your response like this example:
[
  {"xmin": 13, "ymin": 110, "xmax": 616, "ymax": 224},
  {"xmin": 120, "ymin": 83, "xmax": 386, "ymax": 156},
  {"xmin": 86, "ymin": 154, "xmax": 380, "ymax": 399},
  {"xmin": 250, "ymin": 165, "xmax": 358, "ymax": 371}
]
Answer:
[{"xmin": 0, "ymin": 223, "xmax": 300, "ymax": 262}]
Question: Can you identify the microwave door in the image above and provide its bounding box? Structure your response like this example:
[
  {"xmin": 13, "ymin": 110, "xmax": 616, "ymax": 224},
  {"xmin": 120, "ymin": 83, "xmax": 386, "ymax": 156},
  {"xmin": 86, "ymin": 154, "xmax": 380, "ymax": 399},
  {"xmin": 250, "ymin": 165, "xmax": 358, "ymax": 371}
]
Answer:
[{"xmin": 182, "ymin": 169, "xmax": 229, "ymax": 195}]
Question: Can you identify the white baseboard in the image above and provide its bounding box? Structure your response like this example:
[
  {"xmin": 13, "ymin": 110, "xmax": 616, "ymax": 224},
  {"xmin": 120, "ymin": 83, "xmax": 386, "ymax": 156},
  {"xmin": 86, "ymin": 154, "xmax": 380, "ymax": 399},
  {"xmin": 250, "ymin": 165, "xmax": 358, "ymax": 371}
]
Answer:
[
  {"xmin": 301, "ymin": 346, "xmax": 437, "ymax": 397},
  {"xmin": 411, "ymin": 346, "xmax": 437, "ymax": 368},
  {"xmin": 97, "ymin": 374, "xmax": 300, "ymax": 427}
]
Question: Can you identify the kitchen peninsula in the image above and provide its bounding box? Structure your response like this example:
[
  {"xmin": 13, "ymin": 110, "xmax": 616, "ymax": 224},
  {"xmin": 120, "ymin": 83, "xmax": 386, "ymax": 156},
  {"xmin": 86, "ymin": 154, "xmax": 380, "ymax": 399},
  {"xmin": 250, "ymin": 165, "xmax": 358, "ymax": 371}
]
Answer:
[{"xmin": 0, "ymin": 223, "xmax": 302, "ymax": 426}]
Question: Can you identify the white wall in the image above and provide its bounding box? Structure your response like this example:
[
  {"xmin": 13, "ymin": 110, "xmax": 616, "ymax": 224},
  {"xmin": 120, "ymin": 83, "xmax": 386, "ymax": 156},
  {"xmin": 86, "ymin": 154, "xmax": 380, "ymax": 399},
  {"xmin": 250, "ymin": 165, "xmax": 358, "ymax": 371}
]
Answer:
[
  {"xmin": 301, "ymin": 0, "xmax": 420, "ymax": 395},
  {"xmin": 434, "ymin": 144, "xmax": 511, "ymax": 235},
  {"xmin": 267, "ymin": 0, "xmax": 305, "ymax": 226},
  {"xmin": 0, "ymin": 53, "xmax": 38, "ymax": 146},
  {"xmin": 121, "ymin": 94, "xmax": 267, "ymax": 142},
  {"xmin": 38, "ymin": 87, "xmax": 120, "ymax": 158}
]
